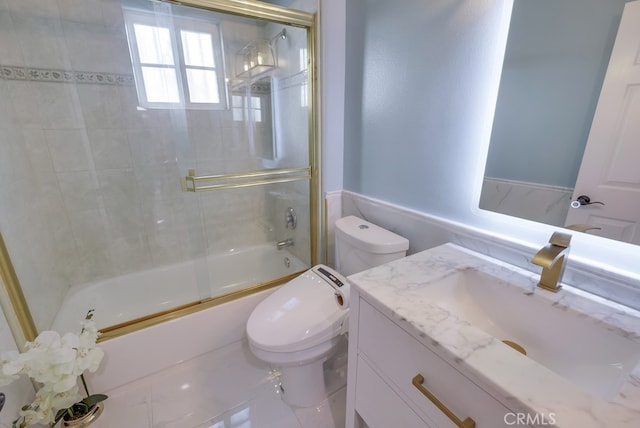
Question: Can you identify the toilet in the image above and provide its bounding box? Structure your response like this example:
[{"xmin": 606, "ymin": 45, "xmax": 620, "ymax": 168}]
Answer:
[{"xmin": 246, "ymin": 215, "xmax": 409, "ymax": 407}]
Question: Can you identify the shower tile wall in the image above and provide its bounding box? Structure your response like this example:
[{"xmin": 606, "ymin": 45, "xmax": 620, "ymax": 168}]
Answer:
[{"xmin": 0, "ymin": 0, "xmax": 310, "ymax": 331}]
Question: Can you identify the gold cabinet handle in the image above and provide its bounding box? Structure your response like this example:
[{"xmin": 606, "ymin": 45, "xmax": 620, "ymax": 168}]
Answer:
[{"xmin": 412, "ymin": 374, "xmax": 476, "ymax": 428}]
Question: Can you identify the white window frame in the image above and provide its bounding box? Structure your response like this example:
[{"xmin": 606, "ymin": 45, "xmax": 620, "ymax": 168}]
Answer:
[{"xmin": 123, "ymin": 8, "xmax": 228, "ymax": 110}]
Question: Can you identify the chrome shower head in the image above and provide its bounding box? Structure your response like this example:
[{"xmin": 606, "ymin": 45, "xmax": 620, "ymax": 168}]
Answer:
[{"xmin": 271, "ymin": 28, "xmax": 287, "ymax": 46}]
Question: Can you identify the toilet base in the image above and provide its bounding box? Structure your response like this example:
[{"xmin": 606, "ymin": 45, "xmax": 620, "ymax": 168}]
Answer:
[{"xmin": 280, "ymin": 359, "xmax": 327, "ymax": 407}]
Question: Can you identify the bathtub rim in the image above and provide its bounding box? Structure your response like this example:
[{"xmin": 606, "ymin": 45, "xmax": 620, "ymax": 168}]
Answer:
[
  {"xmin": 48, "ymin": 243, "xmax": 309, "ymax": 340},
  {"xmin": 89, "ymin": 285, "xmax": 281, "ymax": 392},
  {"xmin": 98, "ymin": 269, "xmax": 304, "ymax": 342}
]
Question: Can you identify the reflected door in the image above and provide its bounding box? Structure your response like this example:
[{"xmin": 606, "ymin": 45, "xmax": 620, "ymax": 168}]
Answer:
[{"xmin": 565, "ymin": 1, "xmax": 640, "ymax": 244}]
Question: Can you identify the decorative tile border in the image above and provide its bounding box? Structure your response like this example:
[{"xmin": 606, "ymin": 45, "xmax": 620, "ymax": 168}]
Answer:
[
  {"xmin": 249, "ymin": 81, "xmax": 271, "ymax": 94},
  {"xmin": 0, "ymin": 64, "xmax": 306, "ymax": 89},
  {"xmin": 0, "ymin": 65, "xmax": 135, "ymax": 86}
]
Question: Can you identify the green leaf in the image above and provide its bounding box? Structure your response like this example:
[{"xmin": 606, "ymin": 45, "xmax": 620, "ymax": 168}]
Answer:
[
  {"xmin": 83, "ymin": 394, "xmax": 108, "ymax": 407},
  {"xmin": 55, "ymin": 408, "xmax": 68, "ymax": 420},
  {"xmin": 54, "ymin": 408, "xmax": 69, "ymax": 427}
]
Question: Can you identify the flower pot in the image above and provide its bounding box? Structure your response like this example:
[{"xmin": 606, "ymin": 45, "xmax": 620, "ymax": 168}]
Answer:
[{"xmin": 61, "ymin": 402, "xmax": 104, "ymax": 427}]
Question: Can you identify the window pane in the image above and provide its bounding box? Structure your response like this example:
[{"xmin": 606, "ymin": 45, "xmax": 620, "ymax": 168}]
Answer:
[
  {"xmin": 186, "ymin": 69, "xmax": 220, "ymax": 103},
  {"xmin": 232, "ymin": 95, "xmax": 244, "ymax": 121},
  {"xmin": 232, "ymin": 95, "xmax": 245, "ymax": 121},
  {"xmin": 250, "ymin": 96, "xmax": 262, "ymax": 122},
  {"xmin": 299, "ymin": 47, "xmax": 308, "ymax": 72},
  {"xmin": 181, "ymin": 30, "xmax": 215, "ymax": 67},
  {"xmin": 141, "ymin": 66, "xmax": 180, "ymax": 103},
  {"xmin": 134, "ymin": 24, "xmax": 174, "ymax": 65}
]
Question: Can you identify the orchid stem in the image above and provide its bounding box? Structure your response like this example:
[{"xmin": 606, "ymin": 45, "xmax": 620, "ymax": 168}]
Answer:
[{"xmin": 80, "ymin": 374, "xmax": 90, "ymax": 397}]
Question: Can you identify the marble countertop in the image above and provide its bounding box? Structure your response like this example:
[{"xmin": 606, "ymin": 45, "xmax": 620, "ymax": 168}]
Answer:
[{"xmin": 347, "ymin": 243, "xmax": 640, "ymax": 428}]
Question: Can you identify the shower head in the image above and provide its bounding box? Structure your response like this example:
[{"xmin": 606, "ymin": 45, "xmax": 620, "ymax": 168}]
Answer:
[{"xmin": 271, "ymin": 28, "xmax": 287, "ymax": 45}]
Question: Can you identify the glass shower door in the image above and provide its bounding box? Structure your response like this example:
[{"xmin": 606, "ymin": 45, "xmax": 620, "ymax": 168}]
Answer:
[
  {"xmin": 0, "ymin": 0, "xmax": 316, "ymax": 338},
  {"xmin": 176, "ymin": 10, "xmax": 314, "ymax": 302}
]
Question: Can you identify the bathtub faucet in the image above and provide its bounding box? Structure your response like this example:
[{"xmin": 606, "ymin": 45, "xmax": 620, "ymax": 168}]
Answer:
[{"xmin": 276, "ymin": 238, "xmax": 294, "ymax": 250}]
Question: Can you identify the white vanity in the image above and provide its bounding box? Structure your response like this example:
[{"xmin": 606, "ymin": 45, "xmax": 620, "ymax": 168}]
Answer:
[{"xmin": 345, "ymin": 244, "xmax": 640, "ymax": 427}]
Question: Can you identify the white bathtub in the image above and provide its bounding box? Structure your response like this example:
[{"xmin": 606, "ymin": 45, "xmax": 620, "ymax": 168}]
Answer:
[{"xmin": 51, "ymin": 245, "xmax": 307, "ymax": 333}]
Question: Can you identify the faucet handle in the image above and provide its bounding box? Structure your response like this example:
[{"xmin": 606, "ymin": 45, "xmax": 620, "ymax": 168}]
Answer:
[
  {"xmin": 285, "ymin": 207, "xmax": 297, "ymax": 230},
  {"xmin": 565, "ymin": 224, "xmax": 601, "ymax": 233},
  {"xmin": 549, "ymin": 231, "xmax": 572, "ymax": 248}
]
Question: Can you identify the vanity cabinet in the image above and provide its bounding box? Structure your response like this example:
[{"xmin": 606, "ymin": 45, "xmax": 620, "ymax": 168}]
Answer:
[{"xmin": 346, "ymin": 296, "xmax": 513, "ymax": 428}]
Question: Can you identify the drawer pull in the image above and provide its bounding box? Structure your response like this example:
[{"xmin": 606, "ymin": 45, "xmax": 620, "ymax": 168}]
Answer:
[{"xmin": 412, "ymin": 374, "xmax": 476, "ymax": 428}]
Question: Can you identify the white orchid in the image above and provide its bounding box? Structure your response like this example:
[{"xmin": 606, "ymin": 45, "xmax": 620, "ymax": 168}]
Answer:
[
  {"xmin": 0, "ymin": 351, "xmax": 24, "ymax": 385},
  {"xmin": 0, "ymin": 310, "xmax": 107, "ymax": 428}
]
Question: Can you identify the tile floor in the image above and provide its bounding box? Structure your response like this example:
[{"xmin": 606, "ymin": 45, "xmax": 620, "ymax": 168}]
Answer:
[{"xmin": 91, "ymin": 338, "xmax": 348, "ymax": 428}]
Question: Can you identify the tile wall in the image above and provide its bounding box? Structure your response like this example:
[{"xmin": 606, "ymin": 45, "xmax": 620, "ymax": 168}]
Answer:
[{"xmin": 0, "ymin": 0, "xmax": 311, "ymax": 331}]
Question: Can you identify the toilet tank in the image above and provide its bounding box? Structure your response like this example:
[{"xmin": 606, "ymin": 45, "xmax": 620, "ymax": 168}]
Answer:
[{"xmin": 335, "ymin": 216, "xmax": 409, "ymax": 276}]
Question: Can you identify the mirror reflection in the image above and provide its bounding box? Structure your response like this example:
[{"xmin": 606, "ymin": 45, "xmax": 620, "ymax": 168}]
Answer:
[
  {"xmin": 481, "ymin": 0, "xmax": 640, "ymax": 245},
  {"xmin": 231, "ymin": 76, "xmax": 277, "ymax": 162}
]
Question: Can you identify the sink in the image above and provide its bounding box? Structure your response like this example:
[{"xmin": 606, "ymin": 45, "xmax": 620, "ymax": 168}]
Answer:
[{"xmin": 422, "ymin": 268, "xmax": 640, "ymax": 400}]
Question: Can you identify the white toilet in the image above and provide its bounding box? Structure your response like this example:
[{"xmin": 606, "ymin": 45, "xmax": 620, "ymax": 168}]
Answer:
[{"xmin": 246, "ymin": 215, "xmax": 409, "ymax": 407}]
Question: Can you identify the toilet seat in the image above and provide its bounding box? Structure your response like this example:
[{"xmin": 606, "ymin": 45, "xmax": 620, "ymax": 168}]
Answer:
[
  {"xmin": 245, "ymin": 217, "xmax": 408, "ymax": 408},
  {"xmin": 246, "ymin": 265, "xmax": 348, "ymax": 354}
]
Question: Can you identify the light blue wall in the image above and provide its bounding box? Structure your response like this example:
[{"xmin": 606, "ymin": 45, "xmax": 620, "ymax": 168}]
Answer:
[
  {"xmin": 485, "ymin": 0, "xmax": 629, "ymax": 188},
  {"xmin": 320, "ymin": 0, "xmax": 346, "ymax": 193},
  {"xmin": 344, "ymin": 0, "xmax": 511, "ymax": 220},
  {"xmin": 343, "ymin": 0, "xmax": 640, "ymax": 276}
]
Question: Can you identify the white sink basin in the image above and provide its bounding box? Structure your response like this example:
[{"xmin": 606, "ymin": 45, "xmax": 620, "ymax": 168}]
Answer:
[{"xmin": 423, "ymin": 268, "xmax": 640, "ymax": 400}]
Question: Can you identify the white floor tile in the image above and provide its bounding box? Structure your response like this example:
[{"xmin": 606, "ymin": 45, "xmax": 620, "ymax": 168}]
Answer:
[
  {"xmin": 93, "ymin": 339, "xmax": 346, "ymax": 428},
  {"xmin": 91, "ymin": 380, "xmax": 152, "ymax": 428},
  {"xmin": 198, "ymin": 392, "xmax": 303, "ymax": 428},
  {"xmin": 293, "ymin": 388, "xmax": 347, "ymax": 428}
]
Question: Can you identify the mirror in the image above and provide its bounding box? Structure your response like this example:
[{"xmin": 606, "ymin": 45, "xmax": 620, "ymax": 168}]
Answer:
[
  {"xmin": 231, "ymin": 76, "xmax": 277, "ymax": 161},
  {"xmin": 480, "ymin": 0, "xmax": 639, "ymax": 244}
]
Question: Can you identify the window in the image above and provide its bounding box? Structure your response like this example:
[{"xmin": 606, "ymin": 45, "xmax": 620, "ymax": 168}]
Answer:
[
  {"xmin": 231, "ymin": 94, "xmax": 264, "ymax": 123},
  {"xmin": 123, "ymin": 8, "xmax": 227, "ymax": 109},
  {"xmin": 299, "ymin": 47, "xmax": 308, "ymax": 107}
]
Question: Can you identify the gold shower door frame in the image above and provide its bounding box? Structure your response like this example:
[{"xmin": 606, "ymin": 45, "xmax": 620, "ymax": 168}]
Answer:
[{"xmin": 0, "ymin": 0, "xmax": 321, "ymax": 343}]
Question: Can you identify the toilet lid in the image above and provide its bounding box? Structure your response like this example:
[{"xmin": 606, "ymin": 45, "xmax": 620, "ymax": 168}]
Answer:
[{"xmin": 247, "ymin": 267, "xmax": 347, "ymax": 353}]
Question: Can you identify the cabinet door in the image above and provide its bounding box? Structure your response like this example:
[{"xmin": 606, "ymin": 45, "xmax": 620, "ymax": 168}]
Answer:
[
  {"xmin": 356, "ymin": 356, "xmax": 433, "ymax": 428},
  {"xmin": 358, "ymin": 299, "xmax": 513, "ymax": 428}
]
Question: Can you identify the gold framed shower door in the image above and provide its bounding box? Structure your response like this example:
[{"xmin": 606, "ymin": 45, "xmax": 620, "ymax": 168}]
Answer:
[{"xmin": 0, "ymin": 0, "xmax": 321, "ymax": 343}]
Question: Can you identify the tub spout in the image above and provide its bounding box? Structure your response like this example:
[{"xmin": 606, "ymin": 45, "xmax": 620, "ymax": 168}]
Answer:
[{"xmin": 276, "ymin": 238, "xmax": 294, "ymax": 250}]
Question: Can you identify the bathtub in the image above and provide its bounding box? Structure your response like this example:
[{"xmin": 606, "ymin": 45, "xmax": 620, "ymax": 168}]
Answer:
[{"xmin": 51, "ymin": 244, "xmax": 307, "ymax": 333}]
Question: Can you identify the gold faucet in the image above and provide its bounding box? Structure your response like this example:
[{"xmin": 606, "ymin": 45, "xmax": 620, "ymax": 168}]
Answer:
[{"xmin": 531, "ymin": 232, "xmax": 572, "ymax": 292}]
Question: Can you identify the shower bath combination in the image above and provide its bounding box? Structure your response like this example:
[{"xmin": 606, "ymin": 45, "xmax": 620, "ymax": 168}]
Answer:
[{"xmin": 0, "ymin": 0, "xmax": 319, "ymax": 340}]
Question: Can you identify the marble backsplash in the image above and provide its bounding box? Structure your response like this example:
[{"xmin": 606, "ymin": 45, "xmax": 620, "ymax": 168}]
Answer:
[
  {"xmin": 479, "ymin": 177, "xmax": 573, "ymax": 227},
  {"xmin": 334, "ymin": 190, "xmax": 640, "ymax": 312}
]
